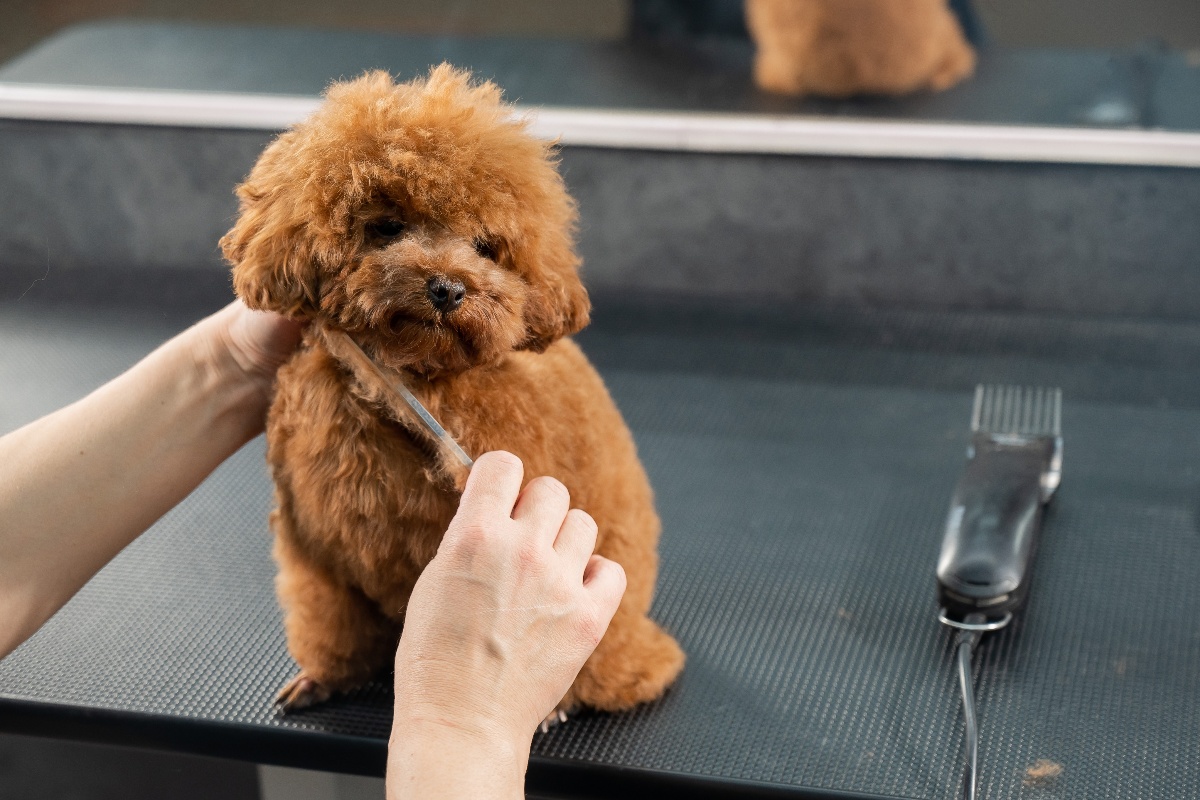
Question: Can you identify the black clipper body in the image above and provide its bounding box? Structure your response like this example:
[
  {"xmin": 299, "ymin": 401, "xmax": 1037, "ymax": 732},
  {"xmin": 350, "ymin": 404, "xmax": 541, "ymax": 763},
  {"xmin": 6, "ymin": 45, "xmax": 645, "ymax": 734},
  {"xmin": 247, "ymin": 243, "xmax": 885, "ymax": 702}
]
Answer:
[{"xmin": 937, "ymin": 386, "xmax": 1063, "ymax": 624}]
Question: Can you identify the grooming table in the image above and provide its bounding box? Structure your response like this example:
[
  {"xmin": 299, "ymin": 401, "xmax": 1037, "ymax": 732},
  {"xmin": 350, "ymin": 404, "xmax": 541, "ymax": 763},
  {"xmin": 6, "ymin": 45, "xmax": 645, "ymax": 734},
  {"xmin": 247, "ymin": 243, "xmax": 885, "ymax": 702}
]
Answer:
[{"xmin": 2, "ymin": 279, "xmax": 1197, "ymax": 799}]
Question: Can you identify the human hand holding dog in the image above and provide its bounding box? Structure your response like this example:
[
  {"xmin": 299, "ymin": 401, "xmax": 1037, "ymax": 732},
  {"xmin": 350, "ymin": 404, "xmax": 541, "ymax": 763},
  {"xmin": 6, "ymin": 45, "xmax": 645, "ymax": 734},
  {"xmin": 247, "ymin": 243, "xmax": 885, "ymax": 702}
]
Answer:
[
  {"xmin": 0, "ymin": 300, "xmax": 301, "ymax": 658},
  {"xmin": 388, "ymin": 451, "xmax": 627, "ymax": 800},
  {"xmin": 200, "ymin": 300, "xmax": 305, "ymax": 428}
]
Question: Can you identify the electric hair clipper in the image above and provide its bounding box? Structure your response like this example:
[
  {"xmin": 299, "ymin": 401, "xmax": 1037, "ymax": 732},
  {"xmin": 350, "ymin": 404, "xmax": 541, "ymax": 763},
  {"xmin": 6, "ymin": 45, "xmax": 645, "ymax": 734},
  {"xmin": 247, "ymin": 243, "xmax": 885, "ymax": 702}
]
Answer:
[
  {"xmin": 937, "ymin": 385, "xmax": 1062, "ymax": 625},
  {"xmin": 936, "ymin": 385, "xmax": 1063, "ymax": 800}
]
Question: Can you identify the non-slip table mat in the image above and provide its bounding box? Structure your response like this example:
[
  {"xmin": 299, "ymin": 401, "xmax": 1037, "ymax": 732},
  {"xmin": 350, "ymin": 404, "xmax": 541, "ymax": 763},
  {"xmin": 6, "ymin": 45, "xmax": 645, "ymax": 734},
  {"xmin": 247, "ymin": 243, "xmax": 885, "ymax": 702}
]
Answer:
[{"xmin": 2, "ymin": 297, "xmax": 1198, "ymax": 799}]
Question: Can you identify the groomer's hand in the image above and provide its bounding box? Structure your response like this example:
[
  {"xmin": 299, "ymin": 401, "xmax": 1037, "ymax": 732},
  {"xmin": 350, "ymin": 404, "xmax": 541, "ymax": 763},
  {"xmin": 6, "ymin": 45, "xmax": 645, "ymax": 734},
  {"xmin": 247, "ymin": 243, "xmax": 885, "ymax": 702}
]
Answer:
[
  {"xmin": 198, "ymin": 301, "xmax": 304, "ymax": 412},
  {"xmin": 388, "ymin": 451, "xmax": 626, "ymax": 800}
]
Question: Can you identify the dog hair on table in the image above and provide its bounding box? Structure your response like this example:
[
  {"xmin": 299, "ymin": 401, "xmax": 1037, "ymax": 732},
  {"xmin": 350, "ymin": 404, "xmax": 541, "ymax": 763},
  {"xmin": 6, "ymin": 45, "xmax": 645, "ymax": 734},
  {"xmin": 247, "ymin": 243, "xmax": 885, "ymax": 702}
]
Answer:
[{"xmin": 221, "ymin": 65, "xmax": 685, "ymax": 717}]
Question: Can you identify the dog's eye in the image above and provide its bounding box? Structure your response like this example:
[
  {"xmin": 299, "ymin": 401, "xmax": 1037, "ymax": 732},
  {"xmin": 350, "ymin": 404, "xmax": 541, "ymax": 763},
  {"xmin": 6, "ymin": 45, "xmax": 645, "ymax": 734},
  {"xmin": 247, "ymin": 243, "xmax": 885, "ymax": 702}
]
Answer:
[
  {"xmin": 474, "ymin": 238, "xmax": 499, "ymax": 261},
  {"xmin": 367, "ymin": 218, "xmax": 406, "ymax": 241}
]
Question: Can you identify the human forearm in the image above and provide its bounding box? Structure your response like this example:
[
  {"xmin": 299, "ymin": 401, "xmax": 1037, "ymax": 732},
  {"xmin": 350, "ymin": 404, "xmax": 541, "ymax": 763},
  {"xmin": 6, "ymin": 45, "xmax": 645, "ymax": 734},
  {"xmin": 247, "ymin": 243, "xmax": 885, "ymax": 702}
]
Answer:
[{"xmin": 0, "ymin": 304, "xmax": 294, "ymax": 657}]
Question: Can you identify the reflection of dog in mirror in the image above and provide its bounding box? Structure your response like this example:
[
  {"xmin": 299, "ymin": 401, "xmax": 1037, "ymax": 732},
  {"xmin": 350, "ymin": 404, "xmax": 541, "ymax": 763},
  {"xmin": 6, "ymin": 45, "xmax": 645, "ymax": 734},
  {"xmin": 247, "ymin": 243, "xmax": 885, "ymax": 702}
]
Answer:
[
  {"xmin": 221, "ymin": 66, "xmax": 684, "ymax": 717},
  {"xmin": 746, "ymin": 0, "xmax": 976, "ymax": 97}
]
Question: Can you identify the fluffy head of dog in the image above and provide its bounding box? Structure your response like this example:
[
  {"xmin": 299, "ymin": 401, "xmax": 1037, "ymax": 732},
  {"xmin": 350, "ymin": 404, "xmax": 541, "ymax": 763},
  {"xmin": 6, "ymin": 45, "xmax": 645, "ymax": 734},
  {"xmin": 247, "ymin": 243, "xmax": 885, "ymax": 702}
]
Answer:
[{"xmin": 221, "ymin": 66, "xmax": 590, "ymax": 375}]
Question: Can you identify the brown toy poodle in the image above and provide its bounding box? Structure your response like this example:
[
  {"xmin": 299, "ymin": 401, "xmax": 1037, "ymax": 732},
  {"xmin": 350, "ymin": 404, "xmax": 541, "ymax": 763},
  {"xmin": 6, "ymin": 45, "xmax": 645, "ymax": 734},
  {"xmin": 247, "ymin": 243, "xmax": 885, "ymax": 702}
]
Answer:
[
  {"xmin": 220, "ymin": 66, "xmax": 684, "ymax": 717},
  {"xmin": 746, "ymin": 0, "xmax": 976, "ymax": 97}
]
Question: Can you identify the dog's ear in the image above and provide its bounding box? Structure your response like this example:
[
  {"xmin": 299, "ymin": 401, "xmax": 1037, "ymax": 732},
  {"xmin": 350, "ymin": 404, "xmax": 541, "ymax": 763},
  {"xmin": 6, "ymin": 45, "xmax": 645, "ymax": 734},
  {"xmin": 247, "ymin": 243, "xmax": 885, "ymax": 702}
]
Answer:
[
  {"xmin": 517, "ymin": 234, "xmax": 591, "ymax": 352},
  {"xmin": 221, "ymin": 175, "xmax": 321, "ymax": 318}
]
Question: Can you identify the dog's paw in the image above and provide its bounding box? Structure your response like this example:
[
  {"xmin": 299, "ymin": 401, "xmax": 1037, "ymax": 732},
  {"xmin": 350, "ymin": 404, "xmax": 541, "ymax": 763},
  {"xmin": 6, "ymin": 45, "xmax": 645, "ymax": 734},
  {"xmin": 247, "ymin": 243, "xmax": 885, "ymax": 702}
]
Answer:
[
  {"xmin": 275, "ymin": 672, "xmax": 332, "ymax": 712},
  {"xmin": 537, "ymin": 693, "xmax": 580, "ymax": 734},
  {"xmin": 537, "ymin": 707, "xmax": 575, "ymax": 734},
  {"xmin": 574, "ymin": 617, "xmax": 685, "ymax": 712}
]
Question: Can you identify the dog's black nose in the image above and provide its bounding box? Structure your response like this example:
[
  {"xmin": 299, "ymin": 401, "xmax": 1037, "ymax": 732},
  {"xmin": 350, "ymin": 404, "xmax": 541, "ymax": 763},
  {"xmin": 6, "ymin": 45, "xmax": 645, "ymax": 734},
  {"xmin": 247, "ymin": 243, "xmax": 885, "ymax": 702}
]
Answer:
[{"xmin": 426, "ymin": 276, "xmax": 466, "ymax": 313}]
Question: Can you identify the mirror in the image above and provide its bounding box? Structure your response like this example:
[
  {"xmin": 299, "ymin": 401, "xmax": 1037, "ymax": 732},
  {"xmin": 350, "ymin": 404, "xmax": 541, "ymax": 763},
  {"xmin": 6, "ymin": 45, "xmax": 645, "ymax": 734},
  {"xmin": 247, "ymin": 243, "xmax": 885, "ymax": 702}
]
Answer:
[{"xmin": 1, "ymin": 0, "xmax": 1197, "ymax": 133}]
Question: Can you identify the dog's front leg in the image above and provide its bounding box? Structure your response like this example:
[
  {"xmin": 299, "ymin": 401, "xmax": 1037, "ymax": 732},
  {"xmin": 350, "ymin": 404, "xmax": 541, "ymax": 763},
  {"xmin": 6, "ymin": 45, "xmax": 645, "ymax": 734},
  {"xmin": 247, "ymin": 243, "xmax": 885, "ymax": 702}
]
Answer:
[{"xmin": 272, "ymin": 526, "xmax": 399, "ymax": 710}]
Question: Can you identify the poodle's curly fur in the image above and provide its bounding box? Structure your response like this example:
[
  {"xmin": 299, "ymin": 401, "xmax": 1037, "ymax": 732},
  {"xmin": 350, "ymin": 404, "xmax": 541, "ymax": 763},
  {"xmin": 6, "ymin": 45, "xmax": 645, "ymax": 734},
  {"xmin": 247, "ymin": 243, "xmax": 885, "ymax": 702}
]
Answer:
[
  {"xmin": 221, "ymin": 66, "xmax": 684, "ymax": 714},
  {"xmin": 746, "ymin": 0, "xmax": 975, "ymax": 97}
]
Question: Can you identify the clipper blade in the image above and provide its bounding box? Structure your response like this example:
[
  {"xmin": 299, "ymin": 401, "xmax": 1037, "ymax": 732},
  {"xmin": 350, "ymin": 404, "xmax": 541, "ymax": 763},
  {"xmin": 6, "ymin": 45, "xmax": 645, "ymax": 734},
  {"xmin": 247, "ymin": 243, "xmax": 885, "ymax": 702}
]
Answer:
[{"xmin": 971, "ymin": 385, "xmax": 1062, "ymax": 437}]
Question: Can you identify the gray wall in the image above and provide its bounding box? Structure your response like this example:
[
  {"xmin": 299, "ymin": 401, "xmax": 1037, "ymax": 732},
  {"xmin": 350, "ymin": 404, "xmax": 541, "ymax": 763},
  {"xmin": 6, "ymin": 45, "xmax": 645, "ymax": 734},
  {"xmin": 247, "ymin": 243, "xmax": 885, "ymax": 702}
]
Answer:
[{"xmin": 2, "ymin": 118, "xmax": 1198, "ymax": 320}]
